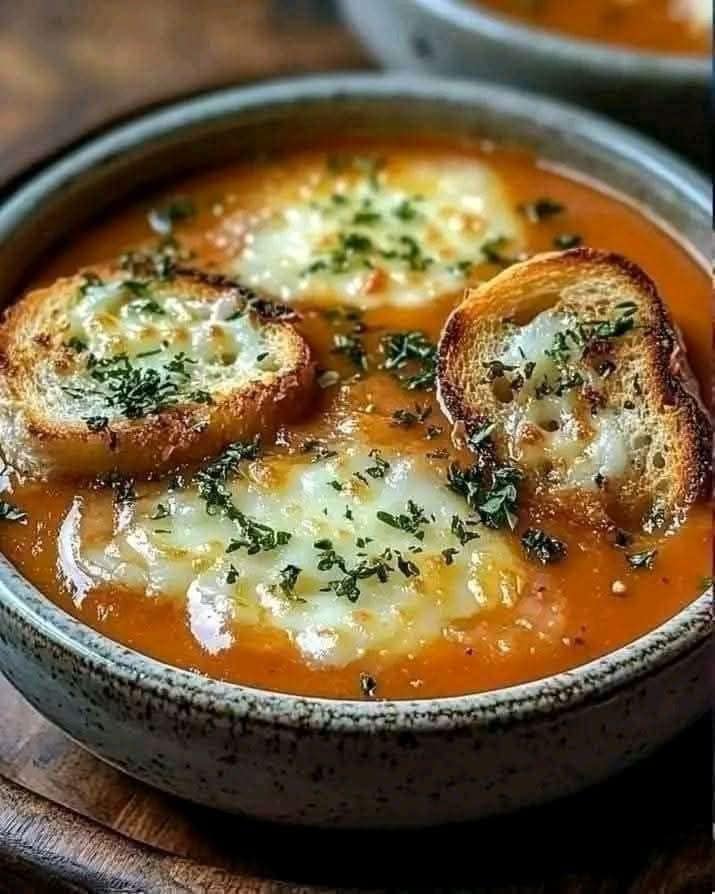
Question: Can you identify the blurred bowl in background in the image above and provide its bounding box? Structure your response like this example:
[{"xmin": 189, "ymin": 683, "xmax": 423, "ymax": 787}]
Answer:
[{"xmin": 339, "ymin": 0, "xmax": 711, "ymax": 165}]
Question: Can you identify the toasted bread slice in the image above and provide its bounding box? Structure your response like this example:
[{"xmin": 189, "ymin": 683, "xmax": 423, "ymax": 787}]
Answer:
[
  {"xmin": 0, "ymin": 266, "xmax": 316, "ymax": 478},
  {"xmin": 437, "ymin": 249, "xmax": 710, "ymax": 531}
]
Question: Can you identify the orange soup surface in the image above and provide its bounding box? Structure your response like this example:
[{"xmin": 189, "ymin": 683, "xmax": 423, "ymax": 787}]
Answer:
[
  {"xmin": 0, "ymin": 139, "xmax": 710, "ymax": 699},
  {"xmin": 475, "ymin": 0, "xmax": 712, "ymax": 55}
]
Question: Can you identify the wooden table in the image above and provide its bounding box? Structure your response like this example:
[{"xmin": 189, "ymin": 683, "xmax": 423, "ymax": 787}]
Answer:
[{"xmin": 0, "ymin": 2, "xmax": 710, "ymax": 890}]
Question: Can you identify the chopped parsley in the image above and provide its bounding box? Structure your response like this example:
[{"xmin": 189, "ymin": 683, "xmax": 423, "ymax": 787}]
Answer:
[
  {"xmin": 553, "ymin": 233, "xmax": 582, "ymax": 249},
  {"xmin": 441, "ymin": 547, "xmax": 459, "ymax": 565},
  {"xmin": 451, "ymin": 514, "xmax": 479, "ymax": 545},
  {"xmin": 518, "ymin": 197, "xmax": 565, "ymax": 222},
  {"xmin": 352, "ymin": 210, "xmax": 382, "ymax": 226},
  {"xmin": 365, "ymin": 450, "xmax": 390, "ymax": 480},
  {"xmin": 396, "ymin": 234, "xmax": 433, "ymax": 272},
  {"xmin": 467, "ymin": 421, "xmax": 497, "ymax": 451},
  {"xmin": 147, "ymin": 196, "xmax": 196, "ymax": 236},
  {"xmin": 332, "ymin": 333, "xmax": 367, "ymax": 370},
  {"xmin": 391, "ymin": 403, "xmax": 432, "ymax": 427},
  {"xmin": 377, "ymin": 500, "xmax": 430, "ymax": 540},
  {"xmin": 626, "ymin": 548, "xmax": 658, "ymax": 570},
  {"xmin": 393, "ymin": 197, "xmax": 421, "ymax": 222},
  {"xmin": 314, "ymin": 541, "xmax": 417, "ymax": 602},
  {"xmin": 226, "ymin": 564, "xmax": 240, "ymax": 585},
  {"xmin": 481, "ymin": 236, "xmax": 517, "ymax": 267},
  {"xmin": 138, "ymin": 299, "xmax": 165, "ymax": 315},
  {"xmin": 70, "ymin": 346, "xmax": 219, "ymax": 422},
  {"xmin": 381, "ymin": 331, "xmax": 437, "ymax": 391},
  {"xmin": 447, "ymin": 463, "xmax": 521, "ymax": 530},
  {"xmin": 226, "ymin": 523, "xmax": 291, "ymax": 557},
  {"xmin": 119, "ymin": 237, "xmax": 187, "ymax": 280},
  {"xmin": 77, "ymin": 271, "xmax": 104, "ymax": 296},
  {"xmin": 194, "ymin": 440, "xmax": 290, "ymax": 556},
  {"xmin": 359, "ymin": 672, "xmax": 378, "ymax": 698},
  {"xmin": 521, "ymin": 528, "xmax": 567, "ymax": 565},
  {"xmin": 0, "ymin": 500, "xmax": 26, "ymax": 522},
  {"xmin": 150, "ymin": 503, "xmax": 171, "ymax": 520},
  {"xmin": 83, "ymin": 354, "xmax": 182, "ymax": 419},
  {"xmin": 85, "ymin": 416, "xmax": 109, "ymax": 433},
  {"xmin": 302, "ymin": 439, "xmax": 338, "ymax": 463},
  {"xmin": 277, "ymin": 564, "xmax": 303, "ymax": 599},
  {"xmin": 66, "ymin": 336, "xmax": 88, "ymax": 352}
]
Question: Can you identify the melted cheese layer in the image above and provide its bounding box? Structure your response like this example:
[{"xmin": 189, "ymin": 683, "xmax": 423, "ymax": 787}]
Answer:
[
  {"xmin": 212, "ymin": 154, "xmax": 524, "ymax": 309},
  {"xmin": 675, "ymin": 0, "xmax": 712, "ymax": 30},
  {"xmin": 59, "ymin": 446, "xmax": 533, "ymax": 667},
  {"xmin": 53, "ymin": 278, "xmax": 276, "ymax": 423},
  {"xmin": 499, "ymin": 309, "xmax": 630, "ymax": 489}
]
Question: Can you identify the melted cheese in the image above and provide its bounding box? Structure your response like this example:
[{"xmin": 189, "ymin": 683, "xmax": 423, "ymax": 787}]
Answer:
[
  {"xmin": 212, "ymin": 155, "xmax": 524, "ymax": 309},
  {"xmin": 674, "ymin": 0, "xmax": 712, "ymax": 30},
  {"xmin": 59, "ymin": 445, "xmax": 532, "ymax": 667},
  {"xmin": 499, "ymin": 309, "xmax": 630, "ymax": 489},
  {"xmin": 52, "ymin": 277, "xmax": 277, "ymax": 423}
]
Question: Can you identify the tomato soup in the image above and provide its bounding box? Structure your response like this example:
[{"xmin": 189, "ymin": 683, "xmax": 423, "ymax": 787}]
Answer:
[
  {"xmin": 475, "ymin": 0, "xmax": 712, "ymax": 55},
  {"xmin": 0, "ymin": 140, "xmax": 710, "ymax": 699}
]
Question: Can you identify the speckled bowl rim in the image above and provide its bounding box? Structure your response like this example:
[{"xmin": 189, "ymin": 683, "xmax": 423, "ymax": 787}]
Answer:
[
  {"xmin": 417, "ymin": 0, "xmax": 711, "ymax": 78},
  {"xmin": 0, "ymin": 73, "xmax": 710, "ymax": 732}
]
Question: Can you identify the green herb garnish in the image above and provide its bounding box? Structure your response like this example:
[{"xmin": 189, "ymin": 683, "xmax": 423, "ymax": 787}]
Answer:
[
  {"xmin": 391, "ymin": 403, "xmax": 432, "ymax": 427},
  {"xmin": 451, "ymin": 515, "xmax": 480, "ymax": 545},
  {"xmin": 333, "ymin": 333, "xmax": 367, "ymax": 370},
  {"xmin": 147, "ymin": 196, "xmax": 196, "ymax": 236},
  {"xmin": 377, "ymin": 500, "xmax": 429, "ymax": 540},
  {"xmin": 359, "ymin": 672, "xmax": 378, "ymax": 697},
  {"xmin": 381, "ymin": 331, "xmax": 437, "ymax": 391},
  {"xmin": 0, "ymin": 500, "xmax": 26, "ymax": 522},
  {"xmin": 521, "ymin": 528, "xmax": 567, "ymax": 565},
  {"xmin": 365, "ymin": 450, "xmax": 390, "ymax": 480},
  {"xmin": 278, "ymin": 564, "xmax": 302, "ymax": 598},
  {"xmin": 85, "ymin": 416, "xmax": 109, "ymax": 433},
  {"xmin": 626, "ymin": 549, "xmax": 657, "ymax": 570},
  {"xmin": 66, "ymin": 336, "xmax": 87, "ymax": 352},
  {"xmin": 447, "ymin": 463, "xmax": 521, "ymax": 530},
  {"xmin": 519, "ymin": 198, "xmax": 565, "ymax": 222},
  {"xmin": 553, "ymin": 233, "xmax": 582, "ymax": 249}
]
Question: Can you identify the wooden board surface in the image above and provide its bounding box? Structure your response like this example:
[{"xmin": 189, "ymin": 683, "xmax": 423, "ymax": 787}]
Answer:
[
  {"xmin": 0, "ymin": 0, "xmax": 369, "ymax": 187},
  {"xmin": 0, "ymin": 1, "xmax": 710, "ymax": 890}
]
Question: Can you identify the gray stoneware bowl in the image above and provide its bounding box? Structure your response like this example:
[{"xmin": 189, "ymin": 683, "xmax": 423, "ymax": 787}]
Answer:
[
  {"xmin": 0, "ymin": 74, "xmax": 710, "ymax": 828},
  {"xmin": 339, "ymin": 0, "xmax": 712, "ymax": 163}
]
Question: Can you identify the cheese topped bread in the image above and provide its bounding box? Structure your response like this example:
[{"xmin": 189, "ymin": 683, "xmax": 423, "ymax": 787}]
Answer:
[
  {"xmin": 0, "ymin": 264, "xmax": 315, "ymax": 478},
  {"xmin": 437, "ymin": 249, "xmax": 710, "ymax": 531}
]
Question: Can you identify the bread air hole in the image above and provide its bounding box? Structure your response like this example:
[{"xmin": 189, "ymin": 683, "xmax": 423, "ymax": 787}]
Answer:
[
  {"xmin": 652, "ymin": 451, "xmax": 666, "ymax": 469},
  {"xmin": 539, "ymin": 419, "xmax": 560, "ymax": 432},
  {"xmin": 492, "ymin": 378, "xmax": 514, "ymax": 404}
]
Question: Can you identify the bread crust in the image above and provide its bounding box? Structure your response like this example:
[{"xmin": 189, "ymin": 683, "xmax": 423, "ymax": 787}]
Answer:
[
  {"xmin": 0, "ymin": 266, "xmax": 316, "ymax": 479},
  {"xmin": 437, "ymin": 248, "xmax": 711, "ymax": 529}
]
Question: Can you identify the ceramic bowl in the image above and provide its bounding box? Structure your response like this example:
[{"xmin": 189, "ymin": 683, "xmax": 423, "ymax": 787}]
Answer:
[
  {"xmin": 339, "ymin": 0, "xmax": 711, "ymax": 164},
  {"xmin": 0, "ymin": 74, "xmax": 710, "ymax": 828}
]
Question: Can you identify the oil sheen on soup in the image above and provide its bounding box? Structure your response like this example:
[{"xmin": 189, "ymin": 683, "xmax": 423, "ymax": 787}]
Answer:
[{"xmin": 0, "ymin": 139, "xmax": 710, "ymax": 699}]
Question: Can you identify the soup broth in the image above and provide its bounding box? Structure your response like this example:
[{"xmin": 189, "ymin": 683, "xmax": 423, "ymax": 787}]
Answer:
[
  {"xmin": 0, "ymin": 140, "xmax": 710, "ymax": 699},
  {"xmin": 474, "ymin": 0, "xmax": 712, "ymax": 55}
]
